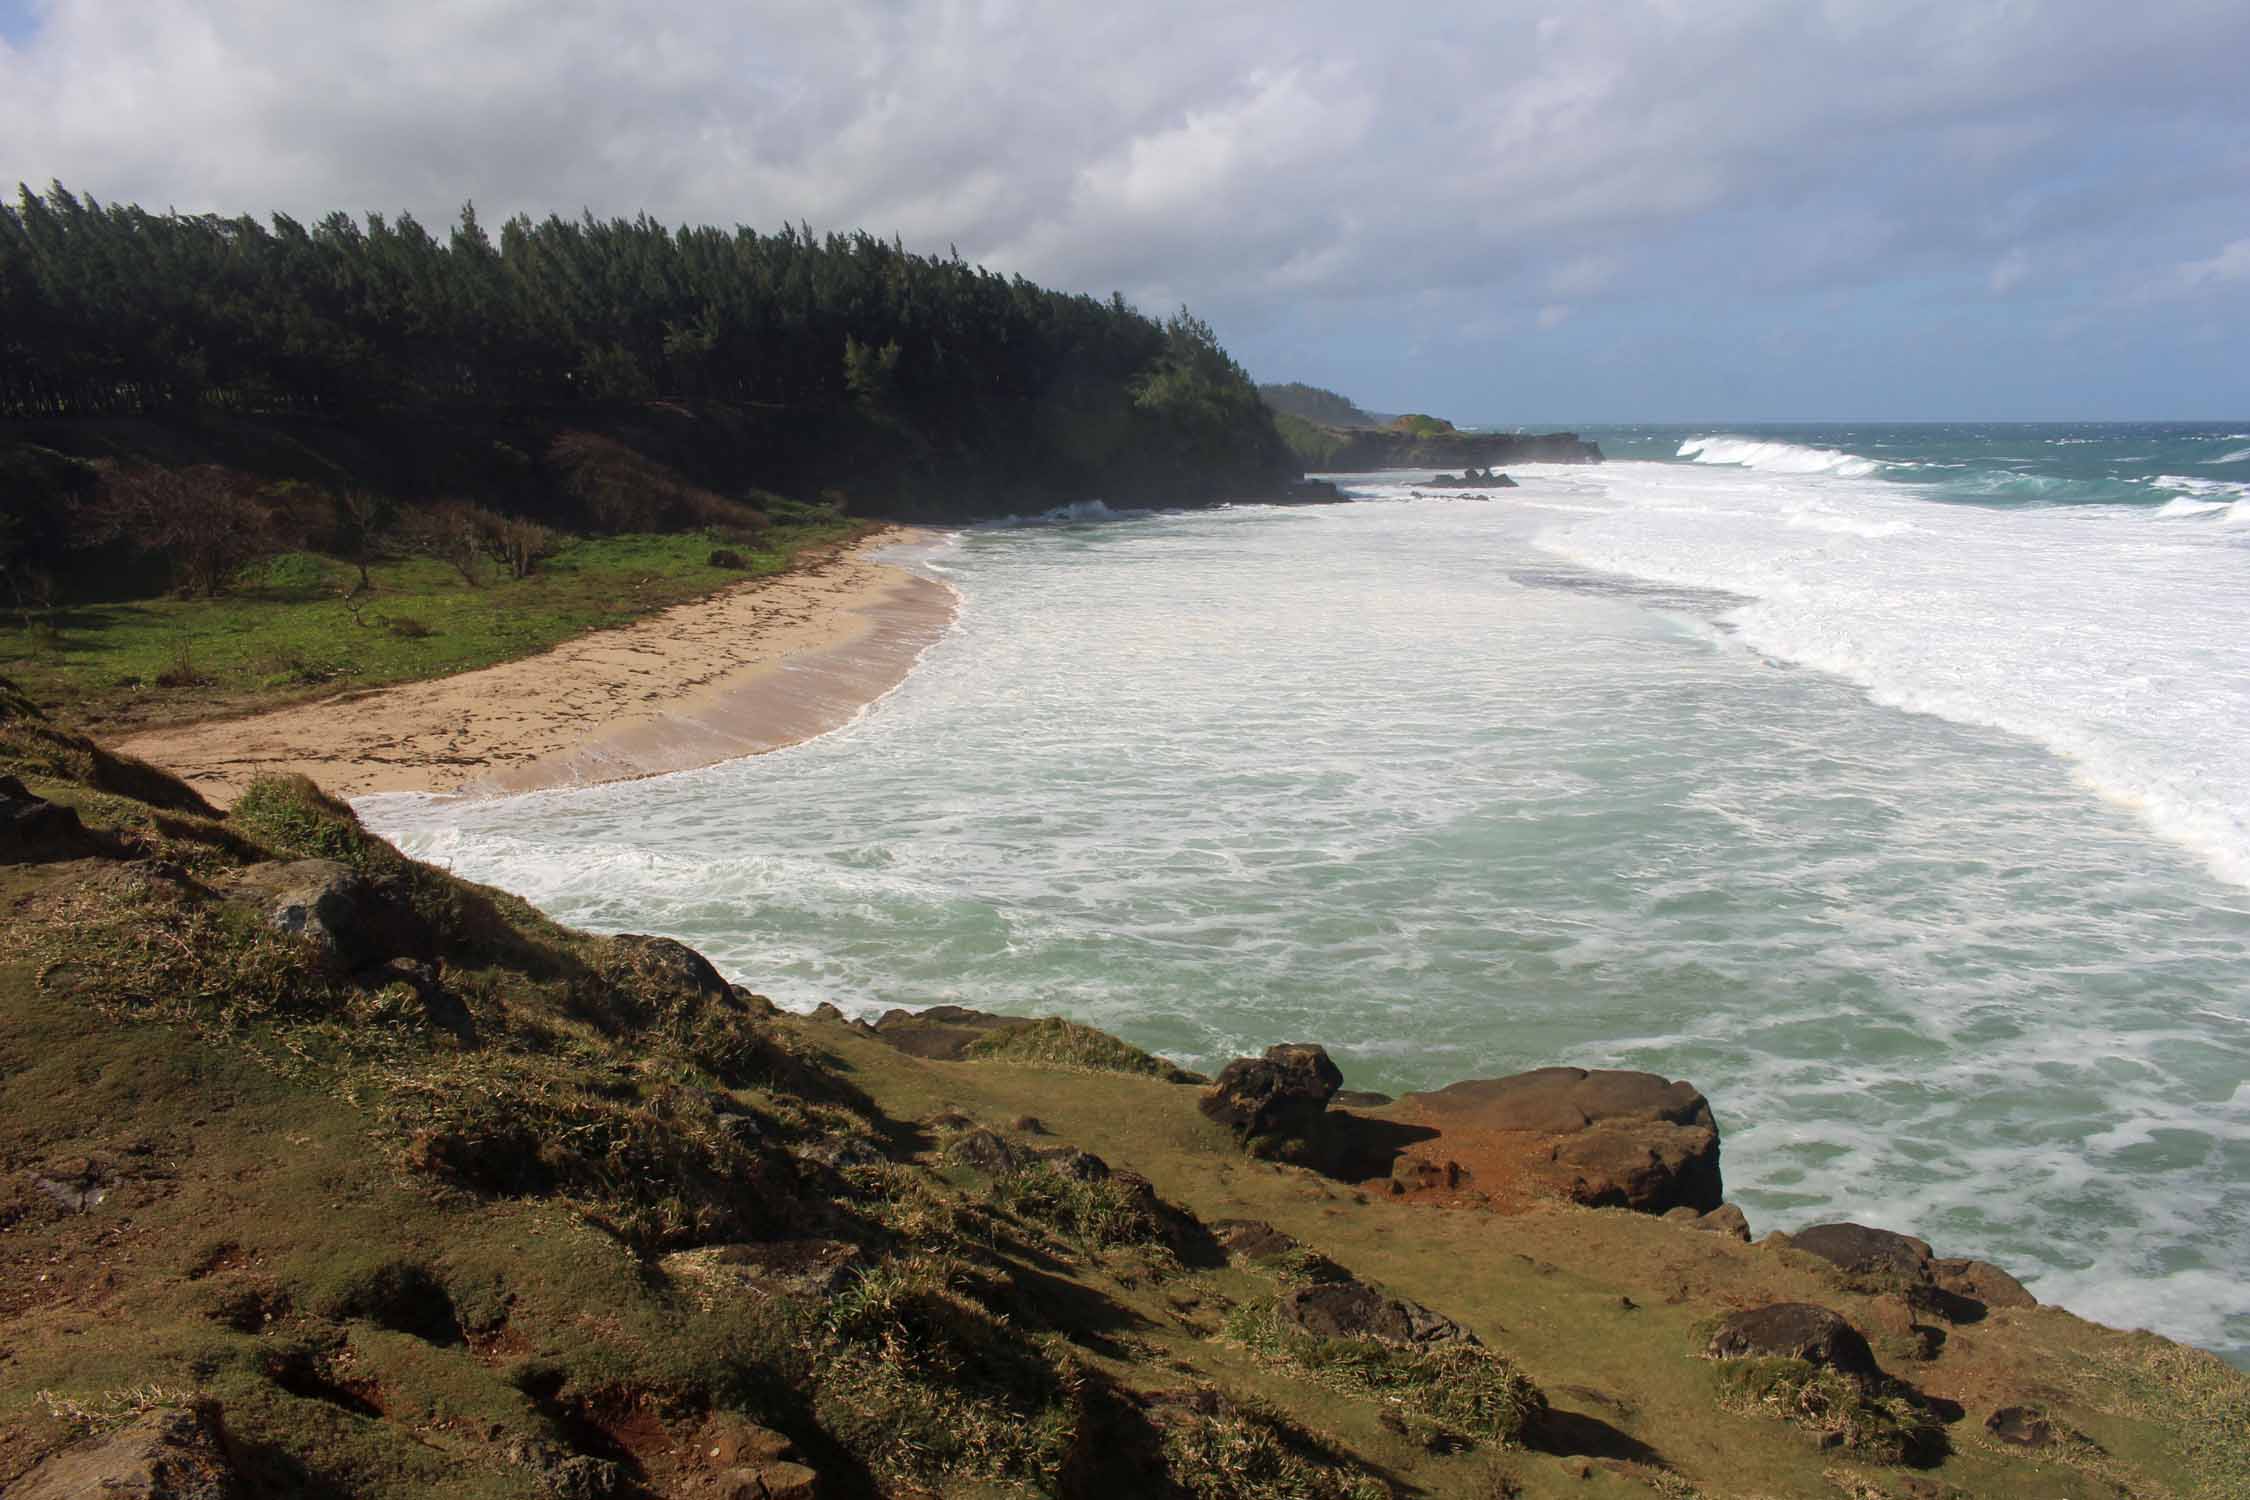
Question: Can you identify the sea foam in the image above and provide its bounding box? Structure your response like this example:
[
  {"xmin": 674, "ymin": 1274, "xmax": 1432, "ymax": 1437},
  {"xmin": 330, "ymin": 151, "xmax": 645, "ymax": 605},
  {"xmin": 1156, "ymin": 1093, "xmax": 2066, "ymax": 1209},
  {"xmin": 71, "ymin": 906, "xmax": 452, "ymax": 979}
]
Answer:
[{"xmin": 1678, "ymin": 435, "xmax": 1882, "ymax": 478}]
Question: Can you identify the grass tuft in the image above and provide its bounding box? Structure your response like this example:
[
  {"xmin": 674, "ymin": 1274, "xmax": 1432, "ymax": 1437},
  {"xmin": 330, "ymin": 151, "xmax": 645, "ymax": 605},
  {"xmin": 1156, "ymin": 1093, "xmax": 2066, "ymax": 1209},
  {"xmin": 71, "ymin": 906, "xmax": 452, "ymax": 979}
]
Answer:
[
  {"xmin": 1222, "ymin": 1297, "xmax": 1545, "ymax": 1446},
  {"xmin": 964, "ymin": 1015, "xmax": 1201, "ymax": 1082},
  {"xmin": 1712, "ymin": 1358, "xmax": 1941, "ymax": 1466}
]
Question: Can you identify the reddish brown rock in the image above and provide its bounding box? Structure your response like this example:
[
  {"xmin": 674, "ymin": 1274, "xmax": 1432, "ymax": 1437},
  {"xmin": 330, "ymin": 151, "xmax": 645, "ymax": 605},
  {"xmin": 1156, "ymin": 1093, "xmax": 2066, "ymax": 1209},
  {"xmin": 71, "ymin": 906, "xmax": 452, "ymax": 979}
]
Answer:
[
  {"xmin": 1932, "ymin": 1256, "xmax": 2037, "ymax": 1310},
  {"xmin": 1359, "ymin": 1066, "xmax": 1722, "ymax": 1215}
]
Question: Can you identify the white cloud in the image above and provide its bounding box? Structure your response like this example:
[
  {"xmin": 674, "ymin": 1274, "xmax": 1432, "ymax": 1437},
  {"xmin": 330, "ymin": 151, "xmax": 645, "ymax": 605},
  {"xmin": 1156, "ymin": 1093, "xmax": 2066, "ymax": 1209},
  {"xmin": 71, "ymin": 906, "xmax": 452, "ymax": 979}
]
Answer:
[
  {"xmin": 2177, "ymin": 238, "xmax": 2250, "ymax": 289},
  {"xmin": 1, "ymin": 0, "xmax": 2246, "ymax": 379}
]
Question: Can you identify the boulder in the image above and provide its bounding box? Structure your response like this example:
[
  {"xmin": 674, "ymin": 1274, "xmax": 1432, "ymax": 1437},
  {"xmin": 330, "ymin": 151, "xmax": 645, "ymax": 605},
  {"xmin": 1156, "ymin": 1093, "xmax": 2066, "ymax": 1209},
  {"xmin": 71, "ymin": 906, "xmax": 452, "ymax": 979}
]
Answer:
[
  {"xmin": 1666, "ymin": 1202, "xmax": 1752, "ymax": 1241},
  {"xmin": 11, "ymin": 1402, "xmax": 239, "ymax": 1499},
  {"xmin": 1376, "ymin": 1067, "xmax": 1722, "ymax": 1214},
  {"xmin": 1703, "ymin": 1303, "xmax": 1879, "ymax": 1382},
  {"xmin": 610, "ymin": 934, "xmax": 734, "ymax": 1003},
  {"xmin": 215, "ymin": 859, "xmax": 433, "ymax": 972},
  {"xmin": 1277, "ymin": 1277, "xmax": 1479, "ymax": 1348},
  {"xmin": 1932, "ymin": 1256, "xmax": 2037, "ymax": 1310},
  {"xmin": 699, "ymin": 1414, "xmax": 798, "ymax": 1466},
  {"xmin": 1198, "ymin": 1043, "xmax": 1343, "ymax": 1161},
  {"xmin": 1211, "ymin": 1219, "xmax": 1300, "ymax": 1261},
  {"xmin": 944, "ymin": 1128, "xmax": 1022, "ymax": 1174},
  {"xmin": 1790, "ymin": 1222, "xmax": 1934, "ymax": 1284},
  {"xmin": 715, "ymin": 1462, "xmax": 819, "ymax": 1499},
  {"xmin": 1984, "ymin": 1404, "xmax": 2078, "ymax": 1449},
  {"xmin": 0, "ymin": 774, "xmax": 94, "ymax": 863}
]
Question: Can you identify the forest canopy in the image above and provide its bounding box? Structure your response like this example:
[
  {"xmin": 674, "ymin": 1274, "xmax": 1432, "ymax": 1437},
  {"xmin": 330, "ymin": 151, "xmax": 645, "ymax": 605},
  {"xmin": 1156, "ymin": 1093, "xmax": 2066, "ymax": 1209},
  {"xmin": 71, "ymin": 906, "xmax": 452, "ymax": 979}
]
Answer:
[{"xmin": 0, "ymin": 183, "xmax": 1294, "ymax": 530}]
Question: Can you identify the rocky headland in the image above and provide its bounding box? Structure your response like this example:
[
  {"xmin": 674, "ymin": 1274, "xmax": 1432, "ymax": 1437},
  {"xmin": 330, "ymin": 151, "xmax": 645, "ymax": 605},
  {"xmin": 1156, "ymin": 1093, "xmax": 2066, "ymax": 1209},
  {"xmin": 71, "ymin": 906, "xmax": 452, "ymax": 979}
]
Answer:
[{"xmin": 2, "ymin": 680, "xmax": 2243, "ymax": 1499}]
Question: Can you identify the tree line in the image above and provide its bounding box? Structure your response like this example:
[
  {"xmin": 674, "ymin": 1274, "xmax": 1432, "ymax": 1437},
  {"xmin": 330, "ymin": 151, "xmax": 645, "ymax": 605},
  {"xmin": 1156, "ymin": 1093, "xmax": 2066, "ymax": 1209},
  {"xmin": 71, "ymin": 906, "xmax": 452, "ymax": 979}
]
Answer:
[{"xmin": 0, "ymin": 182, "xmax": 1293, "ymax": 533}]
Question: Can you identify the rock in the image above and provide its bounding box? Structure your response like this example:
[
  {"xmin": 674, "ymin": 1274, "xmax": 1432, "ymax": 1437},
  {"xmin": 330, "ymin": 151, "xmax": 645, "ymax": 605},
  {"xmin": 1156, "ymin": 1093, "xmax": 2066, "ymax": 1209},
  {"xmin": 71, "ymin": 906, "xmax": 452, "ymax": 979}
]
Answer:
[
  {"xmin": 11, "ymin": 1402, "xmax": 239, "ymax": 1499},
  {"xmin": 715, "ymin": 1463, "xmax": 819, "ymax": 1499},
  {"xmin": 1277, "ymin": 1277, "xmax": 1479, "ymax": 1347},
  {"xmin": 1392, "ymin": 1155, "xmax": 1467, "ymax": 1192},
  {"xmin": 1985, "ymin": 1404, "xmax": 2080, "ymax": 1449},
  {"xmin": 808, "ymin": 1001, "xmax": 847, "ymax": 1022},
  {"xmin": 1211, "ymin": 1219, "xmax": 1300, "ymax": 1260},
  {"xmin": 215, "ymin": 859, "xmax": 434, "ymax": 972},
  {"xmin": 546, "ymin": 1455, "xmax": 622, "ymax": 1499},
  {"xmin": 1703, "ymin": 1304, "xmax": 1880, "ymax": 1381},
  {"xmin": 699, "ymin": 1414, "xmax": 797, "ymax": 1466},
  {"xmin": 709, "ymin": 548, "xmax": 750, "ymax": 569},
  {"xmin": 1010, "ymin": 1115, "xmax": 1047, "ymax": 1134},
  {"xmin": 1198, "ymin": 1044, "xmax": 1343, "ymax": 1161},
  {"xmin": 1034, "ymin": 1147, "xmax": 1110, "ymax": 1181},
  {"xmin": 1368, "ymin": 1066, "xmax": 1721, "ymax": 1214},
  {"xmin": 610, "ymin": 934, "xmax": 733, "ymax": 1003},
  {"xmin": 30, "ymin": 1154, "xmax": 112, "ymax": 1213},
  {"xmin": 945, "ymin": 1128, "xmax": 1022, "ymax": 1174},
  {"xmin": 1333, "ymin": 1089, "xmax": 1393, "ymax": 1108},
  {"xmin": 1695, "ymin": 1203, "xmax": 1752, "ymax": 1241},
  {"xmin": 1789, "ymin": 1222, "xmax": 1934, "ymax": 1285},
  {"xmin": 0, "ymin": 774, "xmax": 93, "ymax": 864},
  {"xmin": 1931, "ymin": 1256, "xmax": 2037, "ymax": 1310}
]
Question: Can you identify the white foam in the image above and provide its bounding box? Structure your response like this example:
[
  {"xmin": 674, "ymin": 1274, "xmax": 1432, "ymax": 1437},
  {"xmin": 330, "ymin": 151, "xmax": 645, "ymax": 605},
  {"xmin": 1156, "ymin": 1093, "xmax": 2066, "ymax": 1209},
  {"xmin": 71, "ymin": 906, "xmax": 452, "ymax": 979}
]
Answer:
[
  {"xmin": 1679, "ymin": 435, "xmax": 1881, "ymax": 478},
  {"xmin": 1539, "ymin": 460, "xmax": 2250, "ymax": 892},
  {"xmin": 2211, "ymin": 446, "xmax": 2250, "ymax": 464}
]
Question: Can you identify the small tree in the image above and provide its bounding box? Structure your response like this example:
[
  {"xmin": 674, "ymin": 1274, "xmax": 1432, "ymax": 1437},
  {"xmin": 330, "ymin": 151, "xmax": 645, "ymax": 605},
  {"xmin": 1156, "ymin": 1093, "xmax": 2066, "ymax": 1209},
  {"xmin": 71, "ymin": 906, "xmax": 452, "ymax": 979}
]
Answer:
[
  {"xmin": 100, "ymin": 464, "xmax": 271, "ymax": 598},
  {"xmin": 334, "ymin": 489, "xmax": 397, "ymax": 592}
]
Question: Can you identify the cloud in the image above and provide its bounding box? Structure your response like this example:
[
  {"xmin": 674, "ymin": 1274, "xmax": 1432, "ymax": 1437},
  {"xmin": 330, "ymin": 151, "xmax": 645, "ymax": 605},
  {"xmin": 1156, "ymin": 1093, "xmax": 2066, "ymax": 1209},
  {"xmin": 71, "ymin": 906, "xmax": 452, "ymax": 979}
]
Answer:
[
  {"xmin": 2, "ymin": 0, "xmax": 2246, "ymax": 415},
  {"xmin": 2177, "ymin": 238, "xmax": 2250, "ymax": 290}
]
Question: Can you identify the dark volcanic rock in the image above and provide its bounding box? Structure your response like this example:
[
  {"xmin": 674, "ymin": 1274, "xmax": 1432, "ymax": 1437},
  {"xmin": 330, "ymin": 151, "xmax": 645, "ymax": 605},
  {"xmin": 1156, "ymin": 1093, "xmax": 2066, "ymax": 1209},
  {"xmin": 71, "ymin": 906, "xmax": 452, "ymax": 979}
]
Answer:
[
  {"xmin": 12, "ymin": 1402, "xmax": 240, "ymax": 1499},
  {"xmin": 1703, "ymin": 1303, "xmax": 1880, "ymax": 1381},
  {"xmin": 1791, "ymin": 1223, "xmax": 1934, "ymax": 1284},
  {"xmin": 0, "ymin": 774, "xmax": 94, "ymax": 864},
  {"xmin": 1985, "ymin": 1404, "xmax": 2079, "ymax": 1449},
  {"xmin": 1199, "ymin": 1043, "xmax": 1344, "ymax": 1161},
  {"xmin": 610, "ymin": 933, "xmax": 733, "ymax": 1002},
  {"xmin": 1277, "ymin": 1277, "xmax": 1479, "ymax": 1348}
]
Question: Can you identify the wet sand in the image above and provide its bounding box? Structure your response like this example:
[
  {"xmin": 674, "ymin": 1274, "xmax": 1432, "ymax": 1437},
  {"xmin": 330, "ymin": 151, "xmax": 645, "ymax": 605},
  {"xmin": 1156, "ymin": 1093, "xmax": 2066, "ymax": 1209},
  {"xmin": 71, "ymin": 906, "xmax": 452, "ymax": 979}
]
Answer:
[{"xmin": 119, "ymin": 531, "xmax": 956, "ymax": 806}]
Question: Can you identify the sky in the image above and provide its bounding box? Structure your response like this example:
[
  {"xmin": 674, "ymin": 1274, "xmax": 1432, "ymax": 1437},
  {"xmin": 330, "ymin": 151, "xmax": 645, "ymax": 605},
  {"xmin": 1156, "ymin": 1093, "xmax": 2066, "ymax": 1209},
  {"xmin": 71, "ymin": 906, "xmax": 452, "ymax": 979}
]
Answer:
[{"xmin": 2, "ymin": 0, "xmax": 2245, "ymax": 422}]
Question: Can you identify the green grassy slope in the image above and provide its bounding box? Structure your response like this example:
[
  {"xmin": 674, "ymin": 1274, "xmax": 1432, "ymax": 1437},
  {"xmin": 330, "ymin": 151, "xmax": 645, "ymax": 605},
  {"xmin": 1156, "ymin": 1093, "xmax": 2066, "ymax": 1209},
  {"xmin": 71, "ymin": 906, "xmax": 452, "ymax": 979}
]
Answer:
[{"xmin": 0, "ymin": 694, "xmax": 2242, "ymax": 1499}]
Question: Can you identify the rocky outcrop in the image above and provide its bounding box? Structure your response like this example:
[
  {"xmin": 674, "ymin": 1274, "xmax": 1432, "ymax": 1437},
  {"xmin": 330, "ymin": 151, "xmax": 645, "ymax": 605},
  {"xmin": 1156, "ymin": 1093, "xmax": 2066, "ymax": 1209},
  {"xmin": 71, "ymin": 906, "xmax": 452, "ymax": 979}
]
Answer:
[
  {"xmin": 1703, "ymin": 1303, "xmax": 1880, "ymax": 1382},
  {"xmin": 1420, "ymin": 468, "xmax": 1518, "ymax": 489},
  {"xmin": 868, "ymin": 1004, "xmax": 1028, "ymax": 1059},
  {"xmin": 11, "ymin": 1401, "xmax": 240, "ymax": 1499},
  {"xmin": 213, "ymin": 858, "xmax": 434, "ymax": 972},
  {"xmin": 1277, "ymin": 1276, "xmax": 1480, "ymax": 1348},
  {"xmin": 1784, "ymin": 1221, "xmax": 2038, "ymax": 1318},
  {"xmin": 1363, "ymin": 1066, "xmax": 1722, "ymax": 1215},
  {"xmin": 1198, "ymin": 1043, "xmax": 1344, "ymax": 1162},
  {"xmin": 0, "ymin": 774, "xmax": 94, "ymax": 863}
]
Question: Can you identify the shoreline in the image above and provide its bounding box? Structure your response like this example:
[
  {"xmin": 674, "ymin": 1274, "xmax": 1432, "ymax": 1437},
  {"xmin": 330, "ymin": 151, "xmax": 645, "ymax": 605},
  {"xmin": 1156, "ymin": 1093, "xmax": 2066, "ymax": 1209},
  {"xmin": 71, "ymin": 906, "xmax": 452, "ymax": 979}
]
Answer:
[{"xmin": 116, "ymin": 527, "xmax": 958, "ymax": 806}]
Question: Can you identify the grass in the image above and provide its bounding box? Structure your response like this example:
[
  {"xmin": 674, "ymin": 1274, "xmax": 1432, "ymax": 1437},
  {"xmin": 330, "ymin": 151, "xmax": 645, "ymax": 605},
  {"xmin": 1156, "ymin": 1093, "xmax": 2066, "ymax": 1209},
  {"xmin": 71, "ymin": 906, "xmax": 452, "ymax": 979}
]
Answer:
[
  {"xmin": 0, "ymin": 522, "xmax": 855, "ymax": 733},
  {"xmin": 1222, "ymin": 1296, "xmax": 1547, "ymax": 1447},
  {"xmin": 1712, "ymin": 1359, "xmax": 1941, "ymax": 1466},
  {"xmin": 964, "ymin": 1015, "xmax": 1202, "ymax": 1082},
  {"xmin": 1156, "ymin": 1397, "xmax": 1390, "ymax": 1500}
]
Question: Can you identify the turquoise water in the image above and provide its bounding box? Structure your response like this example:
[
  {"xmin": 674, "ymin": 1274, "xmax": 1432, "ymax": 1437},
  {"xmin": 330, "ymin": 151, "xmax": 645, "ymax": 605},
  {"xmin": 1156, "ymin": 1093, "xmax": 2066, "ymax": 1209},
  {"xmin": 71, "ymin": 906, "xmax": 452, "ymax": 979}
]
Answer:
[{"xmin": 365, "ymin": 424, "xmax": 2250, "ymax": 1363}]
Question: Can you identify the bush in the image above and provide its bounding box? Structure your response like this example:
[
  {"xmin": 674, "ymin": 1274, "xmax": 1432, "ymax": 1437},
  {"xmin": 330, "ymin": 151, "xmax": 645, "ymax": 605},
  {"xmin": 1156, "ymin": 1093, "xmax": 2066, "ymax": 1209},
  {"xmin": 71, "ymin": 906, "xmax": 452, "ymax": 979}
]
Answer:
[{"xmin": 708, "ymin": 549, "xmax": 749, "ymax": 570}]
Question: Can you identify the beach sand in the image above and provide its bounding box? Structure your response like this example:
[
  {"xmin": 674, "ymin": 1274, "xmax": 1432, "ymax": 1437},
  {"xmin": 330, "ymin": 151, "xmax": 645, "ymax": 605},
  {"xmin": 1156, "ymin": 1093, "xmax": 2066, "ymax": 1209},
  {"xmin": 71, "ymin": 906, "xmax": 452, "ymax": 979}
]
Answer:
[{"xmin": 119, "ymin": 530, "xmax": 956, "ymax": 806}]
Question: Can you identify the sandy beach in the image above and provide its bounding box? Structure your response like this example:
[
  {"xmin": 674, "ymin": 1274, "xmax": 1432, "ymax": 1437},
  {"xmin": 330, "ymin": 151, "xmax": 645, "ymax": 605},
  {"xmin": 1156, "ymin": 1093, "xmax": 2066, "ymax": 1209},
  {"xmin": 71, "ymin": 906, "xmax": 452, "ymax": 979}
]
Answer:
[{"xmin": 119, "ymin": 530, "xmax": 956, "ymax": 805}]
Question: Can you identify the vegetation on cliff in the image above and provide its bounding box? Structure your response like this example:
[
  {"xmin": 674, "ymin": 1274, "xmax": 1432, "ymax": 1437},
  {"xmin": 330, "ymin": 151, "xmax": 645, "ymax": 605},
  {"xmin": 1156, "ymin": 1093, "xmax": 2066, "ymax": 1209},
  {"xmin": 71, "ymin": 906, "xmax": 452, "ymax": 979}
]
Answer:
[
  {"xmin": 0, "ymin": 182, "xmax": 1295, "ymax": 598},
  {"xmin": 3, "ymin": 684, "xmax": 2245, "ymax": 1498}
]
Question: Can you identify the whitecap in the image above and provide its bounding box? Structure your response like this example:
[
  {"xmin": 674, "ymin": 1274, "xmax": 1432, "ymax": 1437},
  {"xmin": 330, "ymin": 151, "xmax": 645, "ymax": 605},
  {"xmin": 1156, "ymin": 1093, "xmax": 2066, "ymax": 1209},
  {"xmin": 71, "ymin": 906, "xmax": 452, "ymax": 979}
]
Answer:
[{"xmin": 1678, "ymin": 435, "xmax": 1881, "ymax": 479}]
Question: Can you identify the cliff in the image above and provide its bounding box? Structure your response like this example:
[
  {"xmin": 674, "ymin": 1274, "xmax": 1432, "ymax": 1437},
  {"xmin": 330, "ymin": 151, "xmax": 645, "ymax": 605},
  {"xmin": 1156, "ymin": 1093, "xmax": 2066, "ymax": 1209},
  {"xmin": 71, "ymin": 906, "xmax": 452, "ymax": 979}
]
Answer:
[{"xmin": 1, "ymin": 682, "xmax": 2242, "ymax": 1500}]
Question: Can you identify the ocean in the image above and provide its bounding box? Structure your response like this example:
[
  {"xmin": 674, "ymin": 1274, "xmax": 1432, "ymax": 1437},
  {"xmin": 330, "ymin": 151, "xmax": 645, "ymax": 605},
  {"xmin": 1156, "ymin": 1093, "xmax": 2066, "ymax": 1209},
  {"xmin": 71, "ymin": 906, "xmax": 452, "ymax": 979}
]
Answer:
[{"xmin": 362, "ymin": 421, "xmax": 2250, "ymax": 1365}]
